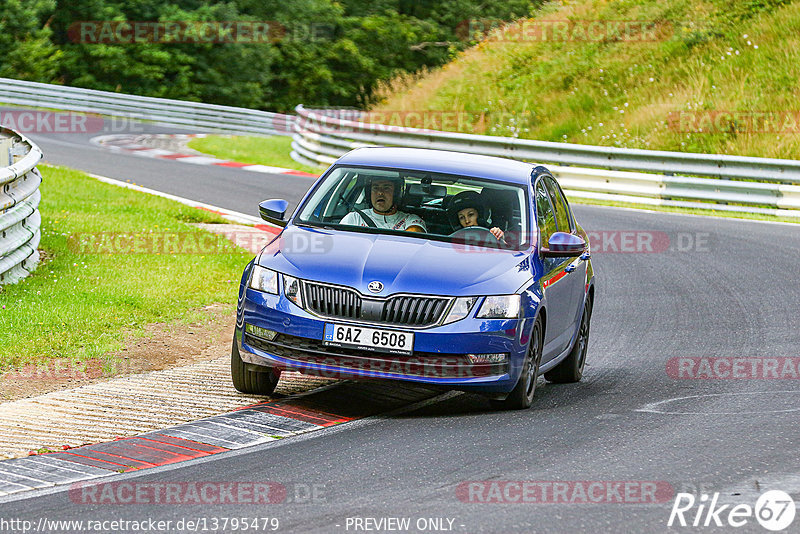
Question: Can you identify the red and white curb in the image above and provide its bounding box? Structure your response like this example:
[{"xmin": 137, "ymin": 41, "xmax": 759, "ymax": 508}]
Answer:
[
  {"xmin": 90, "ymin": 134, "xmax": 318, "ymax": 177},
  {"xmin": 0, "ymin": 382, "xmax": 442, "ymax": 498}
]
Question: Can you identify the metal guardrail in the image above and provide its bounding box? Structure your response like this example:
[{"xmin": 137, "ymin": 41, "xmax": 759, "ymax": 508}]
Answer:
[
  {"xmin": 292, "ymin": 106, "xmax": 800, "ymax": 217},
  {"xmin": 0, "ymin": 127, "xmax": 43, "ymax": 285},
  {"xmin": 0, "ymin": 78, "xmax": 294, "ymax": 136}
]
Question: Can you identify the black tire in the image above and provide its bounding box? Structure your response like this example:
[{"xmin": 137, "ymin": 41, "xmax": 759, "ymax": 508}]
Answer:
[
  {"xmin": 231, "ymin": 336, "xmax": 281, "ymax": 395},
  {"xmin": 545, "ymin": 298, "xmax": 592, "ymax": 384},
  {"xmin": 491, "ymin": 316, "xmax": 543, "ymax": 410}
]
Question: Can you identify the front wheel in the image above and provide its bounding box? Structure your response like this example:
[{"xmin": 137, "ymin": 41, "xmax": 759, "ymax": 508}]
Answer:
[
  {"xmin": 545, "ymin": 298, "xmax": 592, "ymax": 383},
  {"xmin": 491, "ymin": 316, "xmax": 543, "ymax": 410},
  {"xmin": 231, "ymin": 335, "xmax": 280, "ymax": 395}
]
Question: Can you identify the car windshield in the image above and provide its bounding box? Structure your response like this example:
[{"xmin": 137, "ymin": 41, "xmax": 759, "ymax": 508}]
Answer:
[{"xmin": 295, "ymin": 165, "xmax": 531, "ymax": 250}]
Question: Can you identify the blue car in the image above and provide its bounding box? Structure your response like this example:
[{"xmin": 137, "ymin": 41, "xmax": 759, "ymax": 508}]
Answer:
[{"xmin": 232, "ymin": 147, "xmax": 595, "ymax": 409}]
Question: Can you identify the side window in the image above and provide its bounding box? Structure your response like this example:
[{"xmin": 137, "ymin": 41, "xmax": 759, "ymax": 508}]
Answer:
[
  {"xmin": 534, "ymin": 180, "xmax": 556, "ymax": 247},
  {"xmin": 544, "ymin": 177, "xmax": 573, "ymax": 233},
  {"xmin": 320, "ymin": 172, "xmax": 359, "ymax": 220}
]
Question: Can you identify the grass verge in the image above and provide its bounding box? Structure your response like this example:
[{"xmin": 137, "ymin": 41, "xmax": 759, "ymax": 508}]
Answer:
[
  {"xmin": 373, "ymin": 0, "xmax": 800, "ymax": 160},
  {"xmin": 0, "ymin": 164, "xmax": 252, "ymax": 370},
  {"xmin": 188, "ymin": 135, "xmax": 324, "ymax": 174}
]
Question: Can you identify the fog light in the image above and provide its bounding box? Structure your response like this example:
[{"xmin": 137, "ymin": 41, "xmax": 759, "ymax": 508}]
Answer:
[
  {"xmin": 466, "ymin": 353, "xmax": 509, "ymax": 364},
  {"xmin": 245, "ymin": 323, "xmax": 277, "ymax": 341}
]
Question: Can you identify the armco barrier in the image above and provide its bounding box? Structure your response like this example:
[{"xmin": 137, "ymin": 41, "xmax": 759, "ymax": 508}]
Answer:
[
  {"xmin": 291, "ymin": 106, "xmax": 800, "ymax": 217},
  {"xmin": 0, "ymin": 77, "xmax": 294, "ymax": 136},
  {"xmin": 0, "ymin": 127, "xmax": 43, "ymax": 285},
  {"xmin": 2, "ymin": 78, "xmax": 799, "ymax": 217}
]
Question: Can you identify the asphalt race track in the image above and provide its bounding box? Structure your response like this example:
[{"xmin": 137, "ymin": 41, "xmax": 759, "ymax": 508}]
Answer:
[{"xmin": 2, "ymin": 115, "xmax": 799, "ymax": 533}]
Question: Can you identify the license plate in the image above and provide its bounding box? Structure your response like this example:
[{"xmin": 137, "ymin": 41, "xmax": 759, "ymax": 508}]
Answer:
[{"xmin": 323, "ymin": 323, "xmax": 414, "ymax": 355}]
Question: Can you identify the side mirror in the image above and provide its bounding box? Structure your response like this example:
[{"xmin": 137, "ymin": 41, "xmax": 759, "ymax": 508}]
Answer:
[
  {"xmin": 540, "ymin": 232, "xmax": 586, "ymax": 257},
  {"xmin": 259, "ymin": 199, "xmax": 289, "ymax": 227}
]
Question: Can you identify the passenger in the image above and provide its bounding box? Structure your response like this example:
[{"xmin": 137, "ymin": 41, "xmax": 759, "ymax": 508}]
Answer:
[
  {"xmin": 340, "ymin": 177, "xmax": 426, "ymax": 232},
  {"xmin": 448, "ymin": 191, "xmax": 504, "ymax": 240}
]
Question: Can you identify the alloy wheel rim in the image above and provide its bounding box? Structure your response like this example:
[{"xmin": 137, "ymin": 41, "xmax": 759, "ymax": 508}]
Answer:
[
  {"xmin": 576, "ymin": 308, "xmax": 589, "ymax": 370},
  {"xmin": 525, "ymin": 326, "xmax": 541, "ymax": 398}
]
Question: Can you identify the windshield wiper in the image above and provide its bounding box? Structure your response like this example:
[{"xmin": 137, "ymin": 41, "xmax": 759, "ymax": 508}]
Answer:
[{"xmin": 295, "ymin": 221, "xmax": 337, "ymax": 230}]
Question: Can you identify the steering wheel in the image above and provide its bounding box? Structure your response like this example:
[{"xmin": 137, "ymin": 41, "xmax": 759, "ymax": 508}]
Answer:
[{"xmin": 449, "ymin": 226, "xmax": 502, "ymax": 246}]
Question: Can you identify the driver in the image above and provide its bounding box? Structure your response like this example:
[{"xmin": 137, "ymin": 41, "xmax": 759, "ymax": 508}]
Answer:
[
  {"xmin": 448, "ymin": 191, "xmax": 504, "ymax": 240},
  {"xmin": 340, "ymin": 177, "xmax": 426, "ymax": 232}
]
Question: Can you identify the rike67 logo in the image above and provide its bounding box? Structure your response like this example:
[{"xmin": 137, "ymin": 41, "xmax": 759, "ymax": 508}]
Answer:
[{"xmin": 668, "ymin": 490, "xmax": 796, "ymax": 531}]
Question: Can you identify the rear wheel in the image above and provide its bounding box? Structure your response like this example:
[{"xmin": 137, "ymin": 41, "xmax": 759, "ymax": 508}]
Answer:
[
  {"xmin": 231, "ymin": 335, "xmax": 281, "ymax": 395},
  {"xmin": 491, "ymin": 316, "xmax": 543, "ymax": 410},
  {"xmin": 545, "ymin": 298, "xmax": 592, "ymax": 383}
]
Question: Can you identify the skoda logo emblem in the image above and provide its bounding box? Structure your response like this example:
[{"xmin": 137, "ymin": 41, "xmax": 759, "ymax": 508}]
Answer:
[{"xmin": 368, "ymin": 281, "xmax": 384, "ymax": 293}]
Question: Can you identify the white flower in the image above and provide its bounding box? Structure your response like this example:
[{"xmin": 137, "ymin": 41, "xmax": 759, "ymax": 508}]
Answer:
[
  {"xmin": 743, "ymin": 34, "xmax": 748, "ymax": 38},
  {"xmin": 649, "ymin": 77, "xmax": 654, "ymax": 82},
  {"xmin": 747, "ymin": 40, "xmax": 751, "ymax": 45},
  {"xmin": 754, "ymin": 45, "xmax": 758, "ymax": 49},
  {"xmin": 599, "ymin": 122, "xmax": 603, "ymax": 126},
  {"xmin": 624, "ymin": 102, "xmax": 629, "ymax": 107}
]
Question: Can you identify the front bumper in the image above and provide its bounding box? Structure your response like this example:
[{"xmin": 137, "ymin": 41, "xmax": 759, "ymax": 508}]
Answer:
[{"xmin": 237, "ymin": 287, "xmax": 534, "ymax": 393}]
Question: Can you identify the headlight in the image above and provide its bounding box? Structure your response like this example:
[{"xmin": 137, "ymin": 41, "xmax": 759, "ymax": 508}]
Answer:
[
  {"xmin": 442, "ymin": 297, "xmax": 478, "ymax": 324},
  {"xmin": 476, "ymin": 295, "xmax": 521, "ymax": 319},
  {"xmin": 249, "ymin": 265, "xmax": 279, "ymax": 294},
  {"xmin": 283, "ymin": 274, "xmax": 303, "ymax": 307}
]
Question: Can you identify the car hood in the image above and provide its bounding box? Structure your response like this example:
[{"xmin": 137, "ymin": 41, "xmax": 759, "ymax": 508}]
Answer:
[{"xmin": 257, "ymin": 226, "xmax": 533, "ymax": 296}]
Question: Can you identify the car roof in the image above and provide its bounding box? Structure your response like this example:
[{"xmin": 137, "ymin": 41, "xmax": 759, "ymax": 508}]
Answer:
[{"xmin": 333, "ymin": 147, "xmax": 537, "ymax": 185}]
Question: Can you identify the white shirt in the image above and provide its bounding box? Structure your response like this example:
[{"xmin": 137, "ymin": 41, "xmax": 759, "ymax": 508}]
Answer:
[{"xmin": 340, "ymin": 209, "xmax": 427, "ymax": 232}]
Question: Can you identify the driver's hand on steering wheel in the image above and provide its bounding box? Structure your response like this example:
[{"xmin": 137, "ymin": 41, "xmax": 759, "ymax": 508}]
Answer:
[{"xmin": 489, "ymin": 227, "xmax": 505, "ymax": 240}]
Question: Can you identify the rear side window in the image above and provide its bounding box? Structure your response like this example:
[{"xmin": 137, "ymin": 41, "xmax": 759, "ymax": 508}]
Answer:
[
  {"xmin": 544, "ymin": 177, "xmax": 573, "ymax": 233},
  {"xmin": 534, "ymin": 180, "xmax": 556, "ymax": 246}
]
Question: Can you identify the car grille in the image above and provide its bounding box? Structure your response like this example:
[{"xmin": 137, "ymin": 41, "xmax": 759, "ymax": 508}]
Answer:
[
  {"xmin": 244, "ymin": 333, "xmax": 507, "ymax": 379},
  {"xmin": 302, "ymin": 281, "xmax": 451, "ymax": 327}
]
